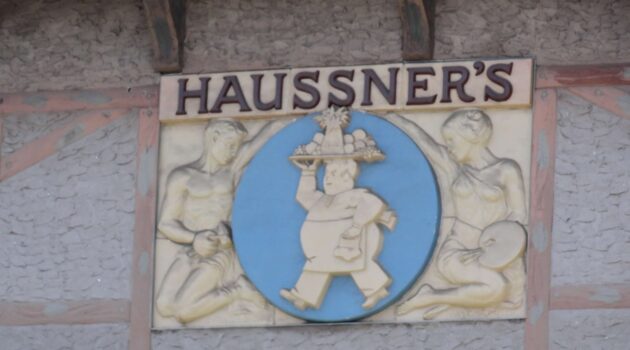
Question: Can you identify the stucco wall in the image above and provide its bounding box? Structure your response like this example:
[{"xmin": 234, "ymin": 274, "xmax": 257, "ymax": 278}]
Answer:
[
  {"xmin": 0, "ymin": 0, "xmax": 156, "ymax": 93},
  {"xmin": 0, "ymin": 114, "xmax": 137, "ymax": 302},
  {"xmin": 550, "ymin": 309, "xmax": 630, "ymax": 349},
  {"xmin": 547, "ymin": 91, "xmax": 630, "ymax": 347},
  {"xmin": 0, "ymin": 0, "xmax": 629, "ymax": 349},
  {"xmin": 434, "ymin": 0, "xmax": 630, "ymax": 64},
  {"xmin": 153, "ymin": 320, "xmax": 524, "ymax": 350},
  {"xmin": 1, "ymin": 0, "xmax": 629, "ymax": 93},
  {"xmin": 0, "ymin": 324, "xmax": 129, "ymax": 350},
  {"xmin": 552, "ymin": 90, "xmax": 630, "ymax": 286}
]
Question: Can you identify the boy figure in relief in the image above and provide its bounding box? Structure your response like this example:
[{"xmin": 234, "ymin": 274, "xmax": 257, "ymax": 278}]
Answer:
[
  {"xmin": 156, "ymin": 119, "xmax": 284, "ymax": 324},
  {"xmin": 280, "ymin": 108, "xmax": 397, "ymax": 310}
]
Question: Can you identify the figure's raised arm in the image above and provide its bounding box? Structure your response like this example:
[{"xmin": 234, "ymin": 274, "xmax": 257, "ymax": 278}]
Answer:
[
  {"xmin": 158, "ymin": 169, "xmax": 196, "ymax": 244},
  {"xmin": 383, "ymin": 113, "xmax": 456, "ymax": 173},
  {"xmin": 294, "ymin": 160, "xmax": 323, "ymax": 210},
  {"xmin": 232, "ymin": 119, "xmax": 290, "ymax": 174}
]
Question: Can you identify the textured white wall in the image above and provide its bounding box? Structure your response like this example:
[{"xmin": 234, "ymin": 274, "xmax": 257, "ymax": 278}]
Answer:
[
  {"xmin": 153, "ymin": 320, "xmax": 524, "ymax": 350},
  {"xmin": 0, "ymin": 324, "xmax": 129, "ymax": 350},
  {"xmin": 552, "ymin": 90, "xmax": 630, "ymax": 286},
  {"xmin": 0, "ymin": 0, "xmax": 156, "ymax": 93},
  {"xmin": 550, "ymin": 309, "xmax": 630, "ymax": 349},
  {"xmin": 433, "ymin": 0, "xmax": 630, "ymax": 64},
  {"xmin": 1, "ymin": 0, "xmax": 629, "ymax": 93},
  {"xmin": 0, "ymin": 114, "xmax": 137, "ymax": 301},
  {"xmin": 0, "ymin": 0, "xmax": 629, "ymax": 349}
]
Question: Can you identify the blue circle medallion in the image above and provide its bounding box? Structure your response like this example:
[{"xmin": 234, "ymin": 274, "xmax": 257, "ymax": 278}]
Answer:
[{"xmin": 232, "ymin": 111, "xmax": 440, "ymax": 322}]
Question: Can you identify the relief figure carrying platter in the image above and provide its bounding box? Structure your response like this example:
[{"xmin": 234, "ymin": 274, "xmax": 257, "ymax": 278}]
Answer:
[
  {"xmin": 280, "ymin": 108, "xmax": 397, "ymax": 311},
  {"xmin": 386, "ymin": 109, "xmax": 527, "ymax": 319},
  {"xmin": 155, "ymin": 119, "xmax": 283, "ymax": 324}
]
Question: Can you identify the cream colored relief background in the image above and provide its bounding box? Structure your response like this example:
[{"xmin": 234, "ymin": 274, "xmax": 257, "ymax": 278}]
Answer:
[{"xmin": 152, "ymin": 108, "xmax": 531, "ymax": 329}]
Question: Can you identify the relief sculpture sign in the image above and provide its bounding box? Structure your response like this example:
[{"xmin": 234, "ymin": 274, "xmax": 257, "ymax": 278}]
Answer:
[{"xmin": 154, "ymin": 58, "xmax": 533, "ymax": 328}]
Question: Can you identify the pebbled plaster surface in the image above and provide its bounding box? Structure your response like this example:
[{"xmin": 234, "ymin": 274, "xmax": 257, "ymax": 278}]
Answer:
[
  {"xmin": 0, "ymin": 324, "xmax": 129, "ymax": 350},
  {"xmin": 2, "ymin": 0, "xmax": 629, "ymax": 93},
  {"xmin": 0, "ymin": 0, "xmax": 156, "ymax": 93},
  {"xmin": 550, "ymin": 309, "xmax": 630, "ymax": 349},
  {"xmin": 1, "ymin": 112, "xmax": 78, "ymax": 156},
  {"xmin": 153, "ymin": 320, "xmax": 524, "ymax": 350},
  {"xmin": 552, "ymin": 90, "xmax": 630, "ymax": 286},
  {"xmin": 182, "ymin": 0, "xmax": 401, "ymax": 73},
  {"xmin": 434, "ymin": 0, "xmax": 630, "ymax": 64},
  {"xmin": 536, "ymin": 0, "xmax": 630, "ymax": 65},
  {"xmin": 0, "ymin": 114, "xmax": 137, "ymax": 301},
  {"xmin": 434, "ymin": 0, "xmax": 538, "ymax": 59}
]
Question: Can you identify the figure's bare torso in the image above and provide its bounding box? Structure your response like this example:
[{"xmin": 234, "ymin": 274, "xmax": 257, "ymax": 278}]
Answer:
[
  {"xmin": 181, "ymin": 167, "xmax": 234, "ymax": 232},
  {"xmin": 451, "ymin": 162, "xmax": 509, "ymax": 232}
]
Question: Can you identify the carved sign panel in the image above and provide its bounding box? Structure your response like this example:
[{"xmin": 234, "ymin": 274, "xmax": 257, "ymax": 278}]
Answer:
[{"xmin": 154, "ymin": 58, "xmax": 533, "ymax": 328}]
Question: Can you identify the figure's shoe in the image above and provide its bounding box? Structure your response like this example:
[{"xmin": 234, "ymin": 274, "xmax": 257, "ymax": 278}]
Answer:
[
  {"xmin": 362, "ymin": 287, "xmax": 389, "ymax": 309},
  {"xmin": 280, "ymin": 288, "xmax": 309, "ymax": 310},
  {"xmin": 396, "ymin": 284, "xmax": 435, "ymax": 315},
  {"xmin": 233, "ymin": 275, "xmax": 266, "ymax": 308},
  {"xmin": 334, "ymin": 247, "xmax": 361, "ymax": 262}
]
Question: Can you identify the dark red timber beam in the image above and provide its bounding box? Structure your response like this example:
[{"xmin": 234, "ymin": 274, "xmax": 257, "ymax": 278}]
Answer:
[
  {"xmin": 524, "ymin": 89, "xmax": 557, "ymax": 350},
  {"xmin": 129, "ymin": 108, "xmax": 160, "ymax": 350},
  {"xmin": 537, "ymin": 64, "xmax": 630, "ymax": 88}
]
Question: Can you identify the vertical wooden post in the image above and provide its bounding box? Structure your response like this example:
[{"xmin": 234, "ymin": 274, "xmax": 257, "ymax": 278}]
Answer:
[
  {"xmin": 0, "ymin": 116, "xmax": 4, "ymax": 179},
  {"xmin": 129, "ymin": 108, "xmax": 160, "ymax": 350},
  {"xmin": 524, "ymin": 89, "xmax": 557, "ymax": 350},
  {"xmin": 398, "ymin": 0, "xmax": 435, "ymax": 60}
]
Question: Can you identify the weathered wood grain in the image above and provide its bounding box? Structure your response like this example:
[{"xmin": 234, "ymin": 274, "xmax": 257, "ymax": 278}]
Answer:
[
  {"xmin": 524, "ymin": 89, "xmax": 557, "ymax": 350},
  {"xmin": 129, "ymin": 108, "xmax": 160, "ymax": 350},
  {"xmin": 0, "ymin": 85, "xmax": 158, "ymax": 115},
  {"xmin": 568, "ymin": 86, "xmax": 630, "ymax": 120},
  {"xmin": 0, "ymin": 299, "xmax": 129, "ymax": 326},
  {"xmin": 551, "ymin": 284, "xmax": 630, "ymax": 310},
  {"xmin": 0, "ymin": 109, "xmax": 131, "ymax": 182},
  {"xmin": 537, "ymin": 64, "xmax": 630, "ymax": 88}
]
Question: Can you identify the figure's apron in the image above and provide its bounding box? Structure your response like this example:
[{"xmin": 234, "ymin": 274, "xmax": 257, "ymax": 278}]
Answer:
[{"xmin": 300, "ymin": 216, "xmax": 382, "ymax": 273}]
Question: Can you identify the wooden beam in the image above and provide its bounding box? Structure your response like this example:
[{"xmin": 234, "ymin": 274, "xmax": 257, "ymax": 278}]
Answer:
[
  {"xmin": 0, "ymin": 85, "xmax": 158, "ymax": 115},
  {"xmin": 524, "ymin": 89, "xmax": 557, "ymax": 350},
  {"xmin": 0, "ymin": 116, "xmax": 3, "ymax": 179},
  {"xmin": 143, "ymin": 0, "xmax": 185, "ymax": 73},
  {"xmin": 536, "ymin": 64, "xmax": 630, "ymax": 89},
  {"xmin": 567, "ymin": 86, "xmax": 630, "ymax": 120},
  {"xmin": 129, "ymin": 108, "xmax": 160, "ymax": 350},
  {"xmin": 551, "ymin": 283, "xmax": 630, "ymax": 310},
  {"xmin": 0, "ymin": 299, "xmax": 129, "ymax": 326},
  {"xmin": 399, "ymin": 0, "xmax": 435, "ymax": 61},
  {"xmin": 0, "ymin": 109, "xmax": 132, "ymax": 182}
]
